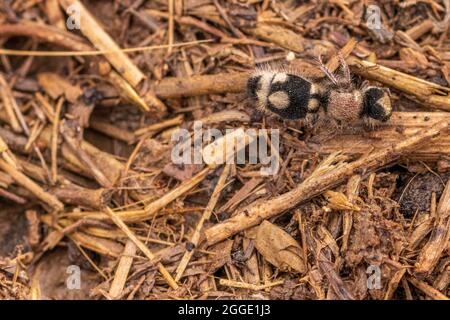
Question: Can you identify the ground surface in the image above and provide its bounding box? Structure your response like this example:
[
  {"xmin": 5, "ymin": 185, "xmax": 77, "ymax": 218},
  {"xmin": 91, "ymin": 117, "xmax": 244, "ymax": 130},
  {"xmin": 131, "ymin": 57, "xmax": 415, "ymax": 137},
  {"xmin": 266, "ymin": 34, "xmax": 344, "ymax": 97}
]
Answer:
[{"xmin": 0, "ymin": 0, "xmax": 450, "ymax": 300}]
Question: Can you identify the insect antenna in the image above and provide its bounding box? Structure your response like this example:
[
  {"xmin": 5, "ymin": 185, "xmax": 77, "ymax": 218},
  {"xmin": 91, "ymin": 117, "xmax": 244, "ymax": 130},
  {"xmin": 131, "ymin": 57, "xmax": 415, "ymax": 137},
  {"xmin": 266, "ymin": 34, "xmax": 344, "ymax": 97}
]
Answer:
[{"xmin": 315, "ymin": 55, "xmax": 338, "ymax": 86}]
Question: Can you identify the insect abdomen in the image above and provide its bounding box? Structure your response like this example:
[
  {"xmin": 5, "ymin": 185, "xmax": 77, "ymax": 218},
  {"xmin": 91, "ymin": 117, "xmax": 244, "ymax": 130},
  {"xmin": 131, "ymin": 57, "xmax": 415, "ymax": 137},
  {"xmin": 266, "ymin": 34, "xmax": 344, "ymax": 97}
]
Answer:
[{"xmin": 247, "ymin": 72, "xmax": 318, "ymax": 120}]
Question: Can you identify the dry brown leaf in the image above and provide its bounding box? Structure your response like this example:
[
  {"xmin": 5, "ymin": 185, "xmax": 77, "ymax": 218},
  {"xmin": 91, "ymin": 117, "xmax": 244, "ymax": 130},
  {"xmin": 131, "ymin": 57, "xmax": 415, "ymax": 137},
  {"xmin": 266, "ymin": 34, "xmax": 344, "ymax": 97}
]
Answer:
[
  {"xmin": 324, "ymin": 190, "xmax": 360, "ymax": 211},
  {"xmin": 208, "ymin": 239, "xmax": 233, "ymax": 273},
  {"xmin": 255, "ymin": 220, "xmax": 306, "ymax": 274}
]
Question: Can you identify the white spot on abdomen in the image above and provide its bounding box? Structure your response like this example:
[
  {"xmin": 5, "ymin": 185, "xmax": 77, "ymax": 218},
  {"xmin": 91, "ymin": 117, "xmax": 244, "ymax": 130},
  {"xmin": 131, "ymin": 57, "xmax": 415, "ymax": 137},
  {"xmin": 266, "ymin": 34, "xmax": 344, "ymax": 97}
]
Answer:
[
  {"xmin": 272, "ymin": 73, "xmax": 288, "ymax": 84},
  {"xmin": 268, "ymin": 91, "xmax": 289, "ymax": 109},
  {"xmin": 256, "ymin": 72, "xmax": 273, "ymax": 105}
]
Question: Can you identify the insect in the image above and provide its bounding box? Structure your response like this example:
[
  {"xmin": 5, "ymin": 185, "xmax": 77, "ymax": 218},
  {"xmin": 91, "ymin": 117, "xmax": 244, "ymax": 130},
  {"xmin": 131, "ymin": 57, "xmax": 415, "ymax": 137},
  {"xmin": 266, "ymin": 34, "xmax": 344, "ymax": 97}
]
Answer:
[{"xmin": 247, "ymin": 54, "xmax": 392, "ymax": 126}]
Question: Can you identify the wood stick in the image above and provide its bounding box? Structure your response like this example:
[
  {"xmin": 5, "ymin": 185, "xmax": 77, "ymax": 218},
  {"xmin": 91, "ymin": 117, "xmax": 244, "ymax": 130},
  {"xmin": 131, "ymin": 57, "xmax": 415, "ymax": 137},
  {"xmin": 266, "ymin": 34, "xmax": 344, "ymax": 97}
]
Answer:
[
  {"xmin": 415, "ymin": 178, "xmax": 450, "ymax": 273},
  {"xmin": 45, "ymin": 0, "xmax": 66, "ymax": 29},
  {"xmin": 0, "ymin": 136, "xmax": 19, "ymax": 168},
  {"xmin": 69, "ymin": 232, "xmax": 123, "ymax": 258},
  {"xmin": 0, "ymin": 73, "xmax": 22, "ymax": 132},
  {"xmin": 61, "ymin": 122, "xmax": 113, "ymax": 188},
  {"xmin": 109, "ymin": 239, "xmax": 137, "ymax": 299},
  {"xmin": 0, "ymin": 21, "xmax": 92, "ymax": 51},
  {"xmin": 326, "ymin": 37, "xmax": 358, "ymax": 73},
  {"xmin": 341, "ymin": 175, "xmax": 361, "ymax": 254},
  {"xmin": 104, "ymin": 207, "xmax": 179, "ymax": 290},
  {"xmin": 134, "ymin": 115, "xmax": 184, "ymax": 136},
  {"xmin": 49, "ymin": 184, "xmax": 111, "ymax": 209},
  {"xmin": 219, "ymin": 278, "xmax": 284, "ymax": 291},
  {"xmin": 0, "ymin": 158, "xmax": 64, "ymax": 211},
  {"xmin": 384, "ymin": 268, "xmax": 407, "ymax": 300},
  {"xmin": 406, "ymin": 20, "xmax": 435, "ymax": 40},
  {"xmin": 89, "ymin": 117, "xmax": 136, "ymax": 143},
  {"xmin": 407, "ymin": 276, "xmax": 449, "ymax": 300},
  {"xmin": 175, "ymin": 164, "xmax": 230, "ymax": 282},
  {"xmin": 139, "ymin": 167, "xmax": 212, "ymax": 222},
  {"xmin": 167, "ymin": 0, "xmax": 174, "ymax": 53},
  {"xmin": 246, "ymin": 23, "xmax": 305, "ymax": 53},
  {"xmin": 153, "ymin": 72, "xmax": 249, "ymax": 98},
  {"xmin": 205, "ymin": 120, "xmax": 449, "ymax": 245},
  {"xmin": 19, "ymin": 156, "xmax": 111, "ymax": 210},
  {"xmin": 51, "ymin": 97, "xmax": 63, "ymax": 183},
  {"xmin": 0, "ymin": 187, "xmax": 27, "ymax": 204},
  {"xmin": 107, "ymin": 71, "xmax": 151, "ymax": 113}
]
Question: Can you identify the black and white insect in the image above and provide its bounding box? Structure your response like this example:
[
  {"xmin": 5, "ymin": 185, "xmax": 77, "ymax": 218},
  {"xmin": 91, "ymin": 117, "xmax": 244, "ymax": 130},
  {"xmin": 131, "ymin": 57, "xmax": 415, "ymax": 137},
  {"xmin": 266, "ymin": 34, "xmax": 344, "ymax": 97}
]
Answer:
[{"xmin": 247, "ymin": 54, "xmax": 392, "ymax": 126}]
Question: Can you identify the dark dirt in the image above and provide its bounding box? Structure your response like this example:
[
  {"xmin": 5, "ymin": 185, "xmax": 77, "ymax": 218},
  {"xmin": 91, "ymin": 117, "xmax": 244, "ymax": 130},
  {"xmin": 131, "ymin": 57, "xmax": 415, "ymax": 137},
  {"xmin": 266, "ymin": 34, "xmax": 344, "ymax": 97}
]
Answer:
[{"xmin": 396, "ymin": 172, "xmax": 449, "ymax": 218}]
